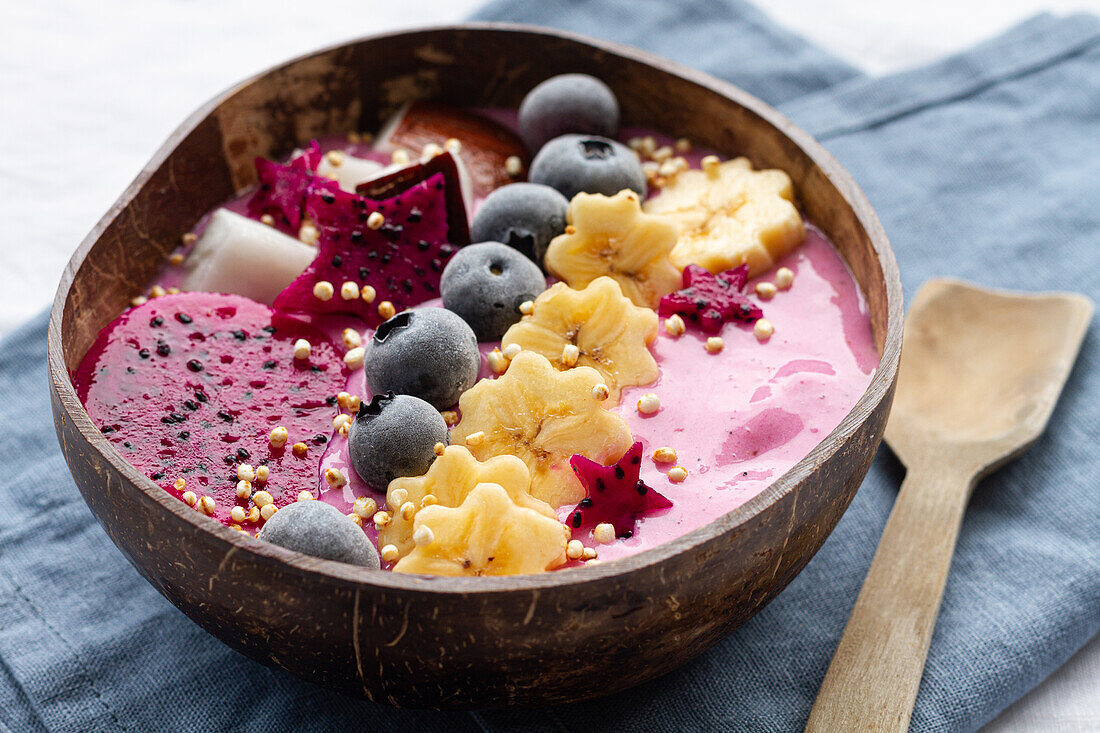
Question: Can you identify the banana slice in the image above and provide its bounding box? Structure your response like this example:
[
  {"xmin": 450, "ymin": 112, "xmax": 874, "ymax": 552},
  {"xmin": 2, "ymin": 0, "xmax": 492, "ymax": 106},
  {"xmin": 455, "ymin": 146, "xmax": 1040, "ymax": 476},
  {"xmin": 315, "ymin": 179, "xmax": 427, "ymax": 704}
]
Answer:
[
  {"xmin": 501, "ymin": 276, "xmax": 657, "ymax": 404},
  {"xmin": 644, "ymin": 157, "xmax": 804, "ymax": 277},
  {"xmin": 451, "ymin": 351, "xmax": 633, "ymax": 508},
  {"xmin": 393, "ymin": 482, "xmax": 569, "ymax": 576},
  {"xmin": 382, "ymin": 445, "xmax": 554, "ymax": 558},
  {"xmin": 545, "ymin": 190, "xmax": 682, "ymax": 309}
]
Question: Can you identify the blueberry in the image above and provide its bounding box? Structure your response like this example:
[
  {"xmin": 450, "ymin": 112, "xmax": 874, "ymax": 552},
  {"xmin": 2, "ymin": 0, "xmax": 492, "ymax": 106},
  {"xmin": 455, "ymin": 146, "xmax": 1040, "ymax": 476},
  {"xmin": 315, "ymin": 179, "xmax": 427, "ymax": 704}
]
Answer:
[
  {"xmin": 518, "ymin": 74, "xmax": 620, "ymax": 151},
  {"xmin": 470, "ymin": 183, "xmax": 569, "ymax": 263},
  {"xmin": 529, "ymin": 135, "xmax": 646, "ymax": 201},
  {"xmin": 364, "ymin": 307, "xmax": 478, "ymax": 409},
  {"xmin": 441, "ymin": 242, "xmax": 547, "ymax": 341},
  {"xmin": 257, "ymin": 499, "xmax": 379, "ymax": 567},
  {"xmin": 348, "ymin": 392, "xmax": 449, "ymax": 492}
]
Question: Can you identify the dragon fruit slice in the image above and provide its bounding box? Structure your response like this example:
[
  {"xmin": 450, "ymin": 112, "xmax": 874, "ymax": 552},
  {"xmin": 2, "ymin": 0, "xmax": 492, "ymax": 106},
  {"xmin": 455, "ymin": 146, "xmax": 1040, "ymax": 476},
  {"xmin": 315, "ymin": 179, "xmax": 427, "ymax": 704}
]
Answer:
[
  {"xmin": 356, "ymin": 151, "xmax": 470, "ymax": 248},
  {"xmin": 246, "ymin": 141, "xmax": 339, "ymax": 234},
  {"xmin": 275, "ymin": 171, "xmax": 462, "ymax": 327},
  {"xmin": 566, "ymin": 442, "xmax": 672, "ymax": 539},
  {"xmin": 658, "ymin": 263, "xmax": 763, "ymax": 334},
  {"xmin": 73, "ymin": 292, "xmax": 347, "ymax": 530}
]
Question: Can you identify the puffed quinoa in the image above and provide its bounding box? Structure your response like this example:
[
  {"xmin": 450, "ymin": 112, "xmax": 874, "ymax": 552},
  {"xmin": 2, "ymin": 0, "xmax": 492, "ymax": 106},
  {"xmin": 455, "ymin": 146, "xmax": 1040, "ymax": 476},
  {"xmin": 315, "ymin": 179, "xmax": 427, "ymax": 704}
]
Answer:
[
  {"xmin": 260, "ymin": 503, "xmax": 277, "ymax": 520},
  {"xmin": 664, "ymin": 314, "xmax": 686, "ymax": 337},
  {"xmin": 652, "ymin": 446, "xmax": 677, "ymax": 463},
  {"xmin": 668, "ymin": 466, "xmax": 688, "ymax": 483},
  {"xmin": 312, "ymin": 281, "xmax": 334, "ymax": 301},
  {"xmin": 636, "ymin": 393, "xmax": 661, "ymax": 415},
  {"xmin": 775, "ymin": 267, "xmax": 794, "ymax": 290},
  {"xmin": 380, "ymin": 544, "xmax": 400, "ymax": 563},
  {"xmin": 705, "ymin": 337, "xmax": 724, "ymax": 354},
  {"xmin": 566, "ymin": 540, "xmax": 584, "ymax": 560},
  {"xmin": 753, "ymin": 319, "xmax": 775, "ymax": 341},
  {"xmin": 366, "ymin": 211, "xmax": 385, "ymax": 230},
  {"xmin": 182, "ymin": 490, "xmax": 197, "ymax": 507},
  {"xmin": 755, "ymin": 282, "xmax": 778, "ymax": 299},
  {"xmin": 269, "ymin": 426, "xmax": 288, "ymax": 448},
  {"xmin": 340, "ymin": 281, "xmax": 360, "ymax": 301},
  {"xmin": 342, "ymin": 328, "xmax": 362, "ymax": 349},
  {"xmin": 593, "ymin": 523, "xmax": 616, "ymax": 544},
  {"xmin": 361, "ymin": 285, "xmax": 377, "ymax": 304}
]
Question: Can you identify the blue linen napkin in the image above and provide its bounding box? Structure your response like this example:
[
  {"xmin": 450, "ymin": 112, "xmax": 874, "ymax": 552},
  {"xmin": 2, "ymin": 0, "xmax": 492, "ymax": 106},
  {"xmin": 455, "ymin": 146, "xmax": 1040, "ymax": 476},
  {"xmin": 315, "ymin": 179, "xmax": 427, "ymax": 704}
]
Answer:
[{"xmin": 2, "ymin": 3, "xmax": 1098, "ymax": 731}]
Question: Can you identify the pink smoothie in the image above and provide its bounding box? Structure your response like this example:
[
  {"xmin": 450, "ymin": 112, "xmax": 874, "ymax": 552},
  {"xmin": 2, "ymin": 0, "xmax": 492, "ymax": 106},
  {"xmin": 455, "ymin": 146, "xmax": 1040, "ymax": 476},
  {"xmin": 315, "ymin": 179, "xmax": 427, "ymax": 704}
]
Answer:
[
  {"xmin": 309, "ymin": 224, "xmax": 876, "ymax": 562},
  {"xmin": 97, "ymin": 110, "xmax": 878, "ymax": 568}
]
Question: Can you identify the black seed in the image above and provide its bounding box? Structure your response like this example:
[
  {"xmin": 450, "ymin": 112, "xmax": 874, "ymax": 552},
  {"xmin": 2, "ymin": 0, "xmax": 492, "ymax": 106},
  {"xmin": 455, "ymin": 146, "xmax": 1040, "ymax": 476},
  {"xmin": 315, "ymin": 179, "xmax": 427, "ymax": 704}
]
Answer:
[
  {"xmin": 183, "ymin": 400, "xmax": 199, "ymax": 411},
  {"xmin": 236, "ymin": 448, "xmax": 250, "ymax": 459},
  {"xmin": 325, "ymin": 395, "xmax": 338, "ymax": 406},
  {"xmin": 439, "ymin": 244, "xmax": 454, "ymax": 257},
  {"xmin": 331, "ymin": 255, "xmax": 342, "ymax": 268},
  {"xmin": 367, "ymin": 251, "xmax": 378, "ymax": 260},
  {"xmin": 151, "ymin": 472, "xmax": 165, "ymax": 481},
  {"xmin": 413, "ymin": 265, "xmax": 424, "ymax": 276},
  {"xmin": 614, "ymin": 465, "xmax": 625, "ymax": 480},
  {"xmin": 579, "ymin": 498, "xmax": 593, "ymax": 508},
  {"xmin": 351, "ymin": 230, "xmax": 363, "ymax": 243},
  {"xmin": 156, "ymin": 342, "xmax": 171, "ymax": 356},
  {"xmin": 216, "ymin": 410, "xmax": 233, "ymax": 423},
  {"xmin": 424, "ymin": 282, "xmax": 435, "ymax": 293},
  {"xmin": 123, "ymin": 441, "xmax": 133, "ymax": 449},
  {"xmin": 232, "ymin": 330, "xmax": 247, "ymax": 341},
  {"xmin": 126, "ymin": 367, "xmax": 135, "ymax": 374},
  {"xmin": 381, "ymin": 252, "xmax": 392, "ymax": 264},
  {"xmin": 636, "ymin": 481, "xmax": 648, "ymax": 495},
  {"xmin": 620, "ymin": 530, "xmax": 633, "ymax": 539},
  {"xmin": 263, "ymin": 325, "xmax": 277, "ymax": 334},
  {"xmin": 416, "ymin": 240, "xmax": 430, "ymax": 251},
  {"xmin": 101, "ymin": 426, "xmax": 116, "ymax": 434},
  {"xmin": 631, "ymin": 454, "xmax": 641, "ymax": 465},
  {"xmin": 149, "ymin": 316, "xmax": 164, "ymax": 327},
  {"xmin": 596, "ymin": 478, "xmax": 607, "ymax": 492},
  {"xmin": 571, "ymin": 511, "xmax": 583, "ymax": 528},
  {"xmin": 359, "ymin": 267, "xmax": 370, "ymax": 279},
  {"xmin": 262, "ymin": 360, "xmax": 277, "ymax": 370},
  {"xmin": 175, "ymin": 313, "xmax": 192, "ymax": 324},
  {"xmin": 194, "ymin": 391, "xmax": 208, "ymax": 403},
  {"xmin": 407, "ymin": 207, "xmax": 422, "ymax": 223},
  {"xmin": 186, "ymin": 359, "xmax": 203, "ymax": 372},
  {"xmin": 138, "ymin": 349, "xmax": 150, "ymax": 359},
  {"xmin": 402, "ymin": 279, "xmax": 413, "ymax": 293},
  {"xmin": 178, "ymin": 431, "xmax": 189, "ymax": 440},
  {"xmin": 311, "ymin": 434, "xmax": 328, "ymax": 445},
  {"xmin": 430, "ymin": 259, "xmax": 442, "ymax": 272},
  {"xmin": 310, "ymin": 365, "xmax": 322, "ymax": 373},
  {"xmin": 224, "ymin": 454, "xmax": 236, "ymax": 465},
  {"xmin": 321, "ymin": 192, "xmax": 335, "ymax": 204}
]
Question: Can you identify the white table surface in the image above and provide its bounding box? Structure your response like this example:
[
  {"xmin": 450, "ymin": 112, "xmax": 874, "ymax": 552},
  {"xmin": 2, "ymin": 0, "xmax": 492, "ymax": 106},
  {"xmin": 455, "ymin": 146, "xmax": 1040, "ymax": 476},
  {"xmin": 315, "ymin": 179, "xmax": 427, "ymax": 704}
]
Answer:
[{"xmin": 2, "ymin": 1, "xmax": 1096, "ymax": 729}]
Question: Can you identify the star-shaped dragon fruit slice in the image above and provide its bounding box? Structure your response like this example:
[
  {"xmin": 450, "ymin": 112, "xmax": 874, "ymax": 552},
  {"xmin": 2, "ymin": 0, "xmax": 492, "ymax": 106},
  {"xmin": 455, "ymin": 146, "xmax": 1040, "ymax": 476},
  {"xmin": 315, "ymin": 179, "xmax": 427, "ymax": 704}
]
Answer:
[
  {"xmin": 246, "ymin": 141, "xmax": 339, "ymax": 235},
  {"xmin": 566, "ymin": 442, "xmax": 672, "ymax": 539},
  {"xmin": 272, "ymin": 171, "xmax": 461, "ymax": 327},
  {"xmin": 657, "ymin": 263, "xmax": 763, "ymax": 334}
]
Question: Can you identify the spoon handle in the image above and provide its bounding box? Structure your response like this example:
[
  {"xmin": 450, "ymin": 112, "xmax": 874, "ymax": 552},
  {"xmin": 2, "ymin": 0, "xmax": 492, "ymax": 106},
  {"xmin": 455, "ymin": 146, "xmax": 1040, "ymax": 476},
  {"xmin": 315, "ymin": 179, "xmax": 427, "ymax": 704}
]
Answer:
[{"xmin": 804, "ymin": 463, "xmax": 975, "ymax": 732}]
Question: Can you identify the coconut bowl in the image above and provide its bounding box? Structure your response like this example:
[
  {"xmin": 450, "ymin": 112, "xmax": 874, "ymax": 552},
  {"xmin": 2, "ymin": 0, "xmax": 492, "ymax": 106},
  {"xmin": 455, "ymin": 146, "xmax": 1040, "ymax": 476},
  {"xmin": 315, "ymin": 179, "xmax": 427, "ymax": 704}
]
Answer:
[{"xmin": 48, "ymin": 24, "xmax": 902, "ymax": 708}]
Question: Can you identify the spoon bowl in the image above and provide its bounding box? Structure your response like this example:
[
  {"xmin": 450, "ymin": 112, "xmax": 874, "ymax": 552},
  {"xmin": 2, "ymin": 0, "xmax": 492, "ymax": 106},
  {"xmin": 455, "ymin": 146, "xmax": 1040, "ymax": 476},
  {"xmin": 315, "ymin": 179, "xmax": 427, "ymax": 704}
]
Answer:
[{"xmin": 886, "ymin": 279, "xmax": 1093, "ymax": 473}]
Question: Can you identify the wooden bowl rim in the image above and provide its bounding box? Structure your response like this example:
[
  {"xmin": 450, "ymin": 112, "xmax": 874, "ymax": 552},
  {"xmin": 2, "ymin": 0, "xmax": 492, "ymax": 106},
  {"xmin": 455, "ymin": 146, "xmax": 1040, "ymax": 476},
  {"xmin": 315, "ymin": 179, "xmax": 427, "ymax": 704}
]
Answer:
[{"xmin": 48, "ymin": 22, "xmax": 903, "ymax": 596}]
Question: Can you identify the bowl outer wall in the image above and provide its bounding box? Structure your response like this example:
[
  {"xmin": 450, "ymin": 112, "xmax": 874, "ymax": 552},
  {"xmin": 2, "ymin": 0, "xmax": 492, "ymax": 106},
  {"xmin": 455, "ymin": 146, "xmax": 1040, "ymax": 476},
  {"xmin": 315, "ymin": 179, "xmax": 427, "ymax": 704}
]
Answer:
[{"xmin": 47, "ymin": 24, "xmax": 902, "ymax": 707}]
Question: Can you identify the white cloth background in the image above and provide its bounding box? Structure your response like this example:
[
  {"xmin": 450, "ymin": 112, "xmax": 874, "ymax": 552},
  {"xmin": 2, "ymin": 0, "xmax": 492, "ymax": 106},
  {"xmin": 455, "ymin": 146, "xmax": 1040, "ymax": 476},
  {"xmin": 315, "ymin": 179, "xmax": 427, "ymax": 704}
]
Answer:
[{"xmin": 2, "ymin": 1, "xmax": 1096, "ymax": 729}]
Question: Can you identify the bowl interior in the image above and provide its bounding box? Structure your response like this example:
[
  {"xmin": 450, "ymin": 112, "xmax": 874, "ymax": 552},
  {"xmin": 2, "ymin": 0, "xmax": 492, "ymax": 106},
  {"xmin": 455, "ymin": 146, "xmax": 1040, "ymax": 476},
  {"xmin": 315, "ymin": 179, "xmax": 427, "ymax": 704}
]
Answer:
[{"xmin": 50, "ymin": 24, "xmax": 900, "ymax": 605}]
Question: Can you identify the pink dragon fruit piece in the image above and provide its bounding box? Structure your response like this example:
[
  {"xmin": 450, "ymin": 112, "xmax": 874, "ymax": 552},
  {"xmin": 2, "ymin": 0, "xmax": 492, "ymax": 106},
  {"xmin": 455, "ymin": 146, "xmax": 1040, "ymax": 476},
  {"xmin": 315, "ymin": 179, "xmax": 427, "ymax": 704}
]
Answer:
[
  {"xmin": 273, "ymin": 171, "xmax": 462, "ymax": 328},
  {"xmin": 567, "ymin": 442, "xmax": 672, "ymax": 539},
  {"xmin": 356, "ymin": 151, "xmax": 470, "ymax": 248},
  {"xmin": 246, "ymin": 141, "xmax": 339, "ymax": 234},
  {"xmin": 73, "ymin": 292, "xmax": 348, "ymax": 530},
  {"xmin": 658, "ymin": 263, "xmax": 763, "ymax": 334}
]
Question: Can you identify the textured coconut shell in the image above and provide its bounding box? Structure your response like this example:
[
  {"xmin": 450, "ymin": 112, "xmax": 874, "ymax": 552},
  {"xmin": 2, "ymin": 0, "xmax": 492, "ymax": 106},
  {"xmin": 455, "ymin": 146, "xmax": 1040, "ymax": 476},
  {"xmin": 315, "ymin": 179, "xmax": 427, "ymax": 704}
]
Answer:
[{"xmin": 48, "ymin": 24, "xmax": 902, "ymax": 708}]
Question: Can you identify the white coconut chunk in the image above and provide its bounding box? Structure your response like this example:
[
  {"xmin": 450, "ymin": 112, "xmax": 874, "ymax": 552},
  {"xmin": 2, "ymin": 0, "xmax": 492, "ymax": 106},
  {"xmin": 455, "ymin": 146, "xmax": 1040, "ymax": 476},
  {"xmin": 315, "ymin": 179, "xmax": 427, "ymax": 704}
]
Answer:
[
  {"xmin": 317, "ymin": 154, "xmax": 385, "ymax": 193},
  {"xmin": 181, "ymin": 209, "xmax": 315, "ymax": 305}
]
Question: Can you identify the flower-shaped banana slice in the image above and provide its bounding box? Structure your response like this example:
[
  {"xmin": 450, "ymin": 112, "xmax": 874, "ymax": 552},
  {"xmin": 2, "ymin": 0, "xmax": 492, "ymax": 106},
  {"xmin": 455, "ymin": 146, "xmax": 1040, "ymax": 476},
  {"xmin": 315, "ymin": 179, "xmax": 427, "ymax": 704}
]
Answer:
[
  {"xmin": 393, "ymin": 482, "xmax": 569, "ymax": 576},
  {"xmin": 644, "ymin": 157, "xmax": 805, "ymax": 277},
  {"xmin": 382, "ymin": 445, "xmax": 554, "ymax": 557},
  {"xmin": 451, "ymin": 350, "xmax": 633, "ymax": 508},
  {"xmin": 501, "ymin": 277, "xmax": 657, "ymax": 404},
  {"xmin": 545, "ymin": 190, "xmax": 682, "ymax": 309}
]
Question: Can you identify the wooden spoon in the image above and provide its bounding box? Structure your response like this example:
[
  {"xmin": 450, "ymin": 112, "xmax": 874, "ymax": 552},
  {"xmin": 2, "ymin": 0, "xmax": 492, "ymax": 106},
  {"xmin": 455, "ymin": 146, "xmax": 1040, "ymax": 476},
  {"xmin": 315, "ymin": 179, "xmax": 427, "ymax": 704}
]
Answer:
[{"xmin": 805, "ymin": 279, "xmax": 1092, "ymax": 732}]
